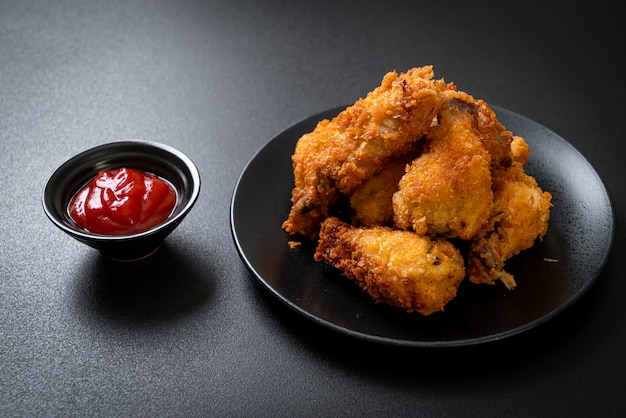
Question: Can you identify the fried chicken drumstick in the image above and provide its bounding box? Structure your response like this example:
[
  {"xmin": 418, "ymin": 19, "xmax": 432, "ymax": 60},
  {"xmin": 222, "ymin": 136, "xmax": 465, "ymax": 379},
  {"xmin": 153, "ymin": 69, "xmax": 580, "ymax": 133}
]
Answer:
[
  {"xmin": 315, "ymin": 217, "xmax": 466, "ymax": 315},
  {"xmin": 282, "ymin": 66, "xmax": 444, "ymax": 239}
]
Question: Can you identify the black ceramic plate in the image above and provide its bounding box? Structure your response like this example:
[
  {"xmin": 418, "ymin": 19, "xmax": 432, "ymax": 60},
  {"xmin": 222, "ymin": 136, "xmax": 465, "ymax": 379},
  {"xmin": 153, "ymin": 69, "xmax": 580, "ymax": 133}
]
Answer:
[{"xmin": 230, "ymin": 105, "xmax": 614, "ymax": 347}]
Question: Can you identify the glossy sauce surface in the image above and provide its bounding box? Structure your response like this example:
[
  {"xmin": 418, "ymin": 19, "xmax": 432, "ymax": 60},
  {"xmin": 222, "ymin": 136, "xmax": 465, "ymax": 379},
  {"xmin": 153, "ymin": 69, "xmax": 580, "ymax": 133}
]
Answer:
[{"xmin": 69, "ymin": 167, "xmax": 177, "ymax": 235}]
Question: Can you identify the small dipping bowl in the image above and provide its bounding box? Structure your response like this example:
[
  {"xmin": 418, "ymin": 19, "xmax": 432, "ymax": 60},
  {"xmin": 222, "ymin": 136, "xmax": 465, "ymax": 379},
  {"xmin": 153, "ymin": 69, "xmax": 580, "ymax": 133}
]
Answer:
[{"xmin": 43, "ymin": 140, "xmax": 201, "ymax": 261}]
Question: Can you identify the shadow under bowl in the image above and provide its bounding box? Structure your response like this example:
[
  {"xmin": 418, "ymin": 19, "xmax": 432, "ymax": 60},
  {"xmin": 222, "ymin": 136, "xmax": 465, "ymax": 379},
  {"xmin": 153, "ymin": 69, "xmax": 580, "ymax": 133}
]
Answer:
[{"xmin": 43, "ymin": 140, "xmax": 201, "ymax": 261}]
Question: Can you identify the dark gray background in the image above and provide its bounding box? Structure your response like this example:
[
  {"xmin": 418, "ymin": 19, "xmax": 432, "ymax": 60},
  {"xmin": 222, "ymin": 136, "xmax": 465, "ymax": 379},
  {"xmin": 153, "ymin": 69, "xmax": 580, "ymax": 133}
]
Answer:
[{"xmin": 1, "ymin": 1, "xmax": 624, "ymax": 416}]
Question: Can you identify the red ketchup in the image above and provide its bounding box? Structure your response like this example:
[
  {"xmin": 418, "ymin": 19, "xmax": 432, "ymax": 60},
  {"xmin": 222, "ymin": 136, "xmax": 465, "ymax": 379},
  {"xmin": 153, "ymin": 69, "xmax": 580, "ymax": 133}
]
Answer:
[{"xmin": 69, "ymin": 167, "xmax": 177, "ymax": 235}]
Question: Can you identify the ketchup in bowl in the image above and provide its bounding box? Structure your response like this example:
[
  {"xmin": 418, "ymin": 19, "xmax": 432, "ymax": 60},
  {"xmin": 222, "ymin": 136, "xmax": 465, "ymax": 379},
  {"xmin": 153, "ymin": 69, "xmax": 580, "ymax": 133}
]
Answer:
[{"xmin": 68, "ymin": 167, "xmax": 177, "ymax": 235}]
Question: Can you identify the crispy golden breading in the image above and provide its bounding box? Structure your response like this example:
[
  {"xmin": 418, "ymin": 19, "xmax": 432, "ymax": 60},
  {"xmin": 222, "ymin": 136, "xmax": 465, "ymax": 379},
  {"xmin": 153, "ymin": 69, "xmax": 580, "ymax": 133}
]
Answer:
[
  {"xmin": 282, "ymin": 66, "xmax": 444, "ymax": 238},
  {"xmin": 392, "ymin": 90, "xmax": 494, "ymax": 239},
  {"xmin": 315, "ymin": 217, "xmax": 466, "ymax": 315},
  {"xmin": 472, "ymin": 97, "xmax": 516, "ymax": 172},
  {"xmin": 283, "ymin": 65, "xmax": 553, "ymax": 315},
  {"xmin": 468, "ymin": 163, "xmax": 552, "ymax": 288},
  {"xmin": 510, "ymin": 135, "xmax": 530, "ymax": 165},
  {"xmin": 349, "ymin": 152, "xmax": 417, "ymax": 227}
]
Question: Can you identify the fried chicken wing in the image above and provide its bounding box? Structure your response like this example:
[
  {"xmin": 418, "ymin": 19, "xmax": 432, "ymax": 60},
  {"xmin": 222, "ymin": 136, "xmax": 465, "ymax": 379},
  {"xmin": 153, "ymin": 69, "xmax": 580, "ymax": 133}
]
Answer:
[
  {"xmin": 468, "ymin": 163, "xmax": 552, "ymax": 289},
  {"xmin": 314, "ymin": 217, "xmax": 466, "ymax": 315},
  {"xmin": 282, "ymin": 66, "xmax": 444, "ymax": 238},
  {"xmin": 349, "ymin": 152, "xmax": 418, "ymax": 227},
  {"xmin": 392, "ymin": 90, "xmax": 494, "ymax": 239}
]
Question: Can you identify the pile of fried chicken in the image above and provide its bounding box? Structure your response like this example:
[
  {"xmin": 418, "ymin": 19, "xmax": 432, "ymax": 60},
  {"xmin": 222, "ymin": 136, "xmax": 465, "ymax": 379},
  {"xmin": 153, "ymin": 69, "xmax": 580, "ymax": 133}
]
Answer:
[{"xmin": 282, "ymin": 66, "xmax": 552, "ymax": 316}]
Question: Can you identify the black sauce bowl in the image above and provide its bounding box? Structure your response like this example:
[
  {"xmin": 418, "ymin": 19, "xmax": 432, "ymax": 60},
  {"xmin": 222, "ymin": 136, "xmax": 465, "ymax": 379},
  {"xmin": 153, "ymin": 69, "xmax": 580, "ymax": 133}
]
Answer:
[{"xmin": 43, "ymin": 140, "xmax": 201, "ymax": 261}]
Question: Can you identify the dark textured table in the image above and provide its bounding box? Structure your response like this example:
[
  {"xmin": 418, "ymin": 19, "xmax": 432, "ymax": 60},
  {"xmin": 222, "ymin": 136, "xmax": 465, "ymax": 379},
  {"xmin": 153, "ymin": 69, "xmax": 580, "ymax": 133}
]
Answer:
[{"xmin": 2, "ymin": 1, "xmax": 624, "ymax": 416}]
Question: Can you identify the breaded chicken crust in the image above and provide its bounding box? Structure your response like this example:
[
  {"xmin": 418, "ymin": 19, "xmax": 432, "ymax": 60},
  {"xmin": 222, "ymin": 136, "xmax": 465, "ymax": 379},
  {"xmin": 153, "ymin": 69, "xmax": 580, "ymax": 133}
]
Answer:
[
  {"xmin": 468, "ymin": 163, "xmax": 552, "ymax": 288},
  {"xmin": 349, "ymin": 152, "xmax": 418, "ymax": 227},
  {"xmin": 282, "ymin": 66, "xmax": 444, "ymax": 238},
  {"xmin": 283, "ymin": 65, "xmax": 552, "ymax": 315},
  {"xmin": 392, "ymin": 89, "xmax": 495, "ymax": 239},
  {"xmin": 315, "ymin": 217, "xmax": 466, "ymax": 316}
]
